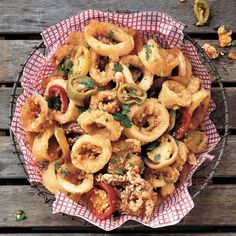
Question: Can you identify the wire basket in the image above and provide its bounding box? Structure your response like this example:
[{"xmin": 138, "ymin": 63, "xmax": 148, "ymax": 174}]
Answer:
[{"xmin": 9, "ymin": 30, "xmax": 229, "ymax": 228}]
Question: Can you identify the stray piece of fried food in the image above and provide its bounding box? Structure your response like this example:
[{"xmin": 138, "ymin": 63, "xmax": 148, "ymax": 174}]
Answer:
[
  {"xmin": 218, "ymin": 25, "xmax": 232, "ymax": 47},
  {"xmin": 202, "ymin": 43, "xmax": 219, "ymax": 59}
]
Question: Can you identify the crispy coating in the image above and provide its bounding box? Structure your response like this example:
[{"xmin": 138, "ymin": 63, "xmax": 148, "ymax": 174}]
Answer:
[
  {"xmin": 90, "ymin": 90, "xmax": 121, "ymax": 113},
  {"xmin": 158, "ymin": 80, "xmax": 192, "ymax": 109},
  {"xmin": 77, "ymin": 110, "xmax": 123, "ymax": 141},
  {"xmin": 124, "ymin": 98, "xmax": 169, "ymax": 142},
  {"xmin": 21, "ymin": 94, "xmax": 53, "ymax": 132}
]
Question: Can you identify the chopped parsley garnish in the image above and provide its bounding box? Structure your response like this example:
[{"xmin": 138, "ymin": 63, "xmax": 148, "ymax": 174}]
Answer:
[
  {"xmin": 105, "ymin": 118, "xmax": 109, "ymax": 122},
  {"xmin": 129, "ymin": 89, "xmax": 136, "ymax": 96},
  {"xmin": 66, "ymin": 192, "xmax": 71, "ymax": 197},
  {"xmin": 111, "ymin": 112, "xmax": 132, "ymax": 128},
  {"xmin": 47, "ymin": 96, "xmax": 61, "ymax": 111},
  {"xmin": 57, "ymin": 58, "xmax": 73, "ymax": 76},
  {"xmin": 107, "ymin": 30, "xmax": 115, "ymax": 41},
  {"xmin": 115, "ymin": 167, "xmax": 125, "ymax": 175},
  {"xmin": 54, "ymin": 162, "xmax": 61, "ymax": 171},
  {"xmin": 153, "ymin": 153, "xmax": 161, "ymax": 162},
  {"xmin": 15, "ymin": 210, "xmax": 26, "ymax": 221},
  {"xmin": 113, "ymin": 64, "xmax": 123, "ymax": 72},
  {"xmin": 76, "ymin": 105, "xmax": 86, "ymax": 113},
  {"xmin": 125, "ymin": 153, "xmax": 131, "ymax": 160},
  {"xmin": 175, "ymin": 139, "xmax": 179, "ymax": 145},
  {"xmin": 61, "ymin": 168, "xmax": 69, "ymax": 178},
  {"xmin": 79, "ymin": 79, "xmax": 95, "ymax": 88},
  {"xmin": 110, "ymin": 155, "xmax": 119, "ymax": 164},
  {"xmin": 140, "ymin": 161, "xmax": 145, "ymax": 169},
  {"xmin": 146, "ymin": 141, "xmax": 161, "ymax": 152},
  {"xmin": 128, "ymin": 162, "xmax": 134, "ymax": 168},
  {"xmin": 144, "ymin": 44, "xmax": 152, "ymax": 60},
  {"xmin": 122, "ymin": 104, "xmax": 130, "ymax": 115},
  {"xmin": 232, "ymin": 40, "xmax": 236, "ymax": 47}
]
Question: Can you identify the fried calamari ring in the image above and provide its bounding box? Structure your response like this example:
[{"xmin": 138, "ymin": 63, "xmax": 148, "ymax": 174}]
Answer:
[
  {"xmin": 160, "ymin": 183, "xmax": 175, "ymax": 198},
  {"xmin": 168, "ymin": 55, "xmax": 192, "ymax": 86},
  {"xmin": 123, "ymin": 98, "xmax": 169, "ymax": 142},
  {"xmin": 145, "ymin": 134, "xmax": 178, "ymax": 170},
  {"xmin": 183, "ymin": 130, "xmax": 208, "ymax": 154},
  {"xmin": 56, "ymin": 163, "xmax": 93, "ymax": 194},
  {"xmin": 123, "ymin": 28, "xmax": 144, "ymax": 55},
  {"xmin": 158, "ymin": 80, "xmax": 192, "ymax": 109},
  {"xmin": 187, "ymin": 76, "xmax": 202, "ymax": 94},
  {"xmin": 112, "ymin": 138, "xmax": 141, "ymax": 154},
  {"xmin": 89, "ymin": 49, "xmax": 116, "ymax": 86},
  {"xmin": 84, "ymin": 20, "xmax": 134, "ymax": 61},
  {"xmin": 90, "ymin": 90, "xmax": 121, "ymax": 113},
  {"xmin": 45, "ymin": 79, "xmax": 79, "ymax": 124},
  {"xmin": 32, "ymin": 128, "xmax": 62, "ymax": 162},
  {"xmin": 120, "ymin": 55, "xmax": 154, "ymax": 91},
  {"xmin": 42, "ymin": 161, "xmax": 66, "ymax": 195},
  {"xmin": 71, "ymin": 134, "xmax": 112, "ymax": 173},
  {"xmin": 138, "ymin": 39, "xmax": 179, "ymax": 77},
  {"xmin": 66, "ymin": 31, "xmax": 87, "ymax": 46},
  {"xmin": 41, "ymin": 75, "xmax": 65, "ymax": 90},
  {"xmin": 52, "ymin": 44, "xmax": 72, "ymax": 65},
  {"xmin": 21, "ymin": 94, "xmax": 53, "ymax": 132},
  {"xmin": 171, "ymin": 141, "xmax": 188, "ymax": 172},
  {"xmin": 77, "ymin": 110, "xmax": 123, "ymax": 141},
  {"xmin": 188, "ymin": 89, "xmax": 210, "ymax": 129}
]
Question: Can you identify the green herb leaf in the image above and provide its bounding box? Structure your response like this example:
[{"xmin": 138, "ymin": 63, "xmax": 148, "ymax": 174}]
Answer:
[
  {"xmin": 79, "ymin": 79, "xmax": 95, "ymax": 88},
  {"xmin": 76, "ymin": 105, "xmax": 86, "ymax": 113},
  {"xmin": 144, "ymin": 44, "xmax": 152, "ymax": 60},
  {"xmin": 61, "ymin": 168, "xmax": 69, "ymax": 178},
  {"xmin": 110, "ymin": 155, "xmax": 119, "ymax": 164},
  {"xmin": 139, "ymin": 161, "xmax": 145, "ymax": 169},
  {"xmin": 175, "ymin": 139, "xmax": 179, "ymax": 145},
  {"xmin": 15, "ymin": 210, "xmax": 26, "ymax": 221},
  {"xmin": 57, "ymin": 58, "xmax": 73, "ymax": 76},
  {"xmin": 111, "ymin": 112, "xmax": 132, "ymax": 128},
  {"xmin": 232, "ymin": 40, "xmax": 236, "ymax": 47},
  {"xmin": 105, "ymin": 118, "xmax": 109, "ymax": 122},
  {"xmin": 122, "ymin": 104, "xmax": 130, "ymax": 115},
  {"xmin": 107, "ymin": 30, "xmax": 115, "ymax": 41},
  {"xmin": 154, "ymin": 153, "xmax": 161, "ymax": 162},
  {"xmin": 54, "ymin": 162, "xmax": 61, "ymax": 171},
  {"xmin": 128, "ymin": 162, "xmax": 134, "ymax": 168},
  {"xmin": 113, "ymin": 64, "xmax": 123, "ymax": 72},
  {"xmin": 129, "ymin": 89, "xmax": 137, "ymax": 96},
  {"xmin": 47, "ymin": 96, "xmax": 61, "ymax": 111},
  {"xmin": 125, "ymin": 153, "xmax": 131, "ymax": 160},
  {"xmin": 197, "ymin": 2, "xmax": 205, "ymax": 9},
  {"xmin": 66, "ymin": 192, "xmax": 71, "ymax": 197},
  {"xmin": 146, "ymin": 141, "xmax": 161, "ymax": 152},
  {"xmin": 115, "ymin": 167, "xmax": 125, "ymax": 175}
]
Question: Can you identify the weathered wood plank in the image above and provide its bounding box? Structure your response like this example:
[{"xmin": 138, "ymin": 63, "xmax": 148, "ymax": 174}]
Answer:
[
  {"xmin": 4, "ymin": 234, "xmax": 236, "ymax": 236},
  {"xmin": 1, "ymin": 87, "xmax": 234, "ymax": 130},
  {"xmin": 1, "ymin": 135, "xmax": 235, "ymax": 179},
  {"xmin": 0, "ymin": 185, "xmax": 235, "ymax": 227},
  {"xmin": 0, "ymin": 40, "xmax": 39, "ymax": 84},
  {"xmin": 1, "ymin": 0, "xmax": 236, "ymax": 34},
  {"xmin": 0, "ymin": 39, "xmax": 235, "ymax": 84}
]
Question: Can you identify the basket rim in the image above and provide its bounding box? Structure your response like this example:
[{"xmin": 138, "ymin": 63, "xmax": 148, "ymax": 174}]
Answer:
[{"xmin": 8, "ymin": 31, "xmax": 229, "ymax": 226}]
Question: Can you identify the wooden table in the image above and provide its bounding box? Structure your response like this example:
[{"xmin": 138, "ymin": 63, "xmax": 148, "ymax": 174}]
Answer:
[{"xmin": 1, "ymin": 0, "xmax": 236, "ymax": 235}]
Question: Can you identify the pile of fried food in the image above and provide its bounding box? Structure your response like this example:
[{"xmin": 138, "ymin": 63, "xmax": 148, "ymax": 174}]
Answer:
[{"xmin": 20, "ymin": 20, "xmax": 210, "ymax": 222}]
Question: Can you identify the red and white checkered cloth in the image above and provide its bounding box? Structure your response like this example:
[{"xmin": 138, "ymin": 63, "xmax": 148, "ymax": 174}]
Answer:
[{"xmin": 11, "ymin": 10, "xmax": 220, "ymax": 231}]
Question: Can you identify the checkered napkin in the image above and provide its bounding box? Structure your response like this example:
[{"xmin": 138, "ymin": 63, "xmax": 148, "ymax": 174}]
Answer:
[{"xmin": 11, "ymin": 10, "xmax": 220, "ymax": 231}]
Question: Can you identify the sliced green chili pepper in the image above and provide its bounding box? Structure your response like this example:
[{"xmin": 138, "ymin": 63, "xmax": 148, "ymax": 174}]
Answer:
[
  {"xmin": 167, "ymin": 110, "xmax": 176, "ymax": 132},
  {"xmin": 194, "ymin": 0, "xmax": 210, "ymax": 26},
  {"xmin": 66, "ymin": 76, "xmax": 97, "ymax": 103},
  {"xmin": 117, "ymin": 83, "xmax": 147, "ymax": 105}
]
